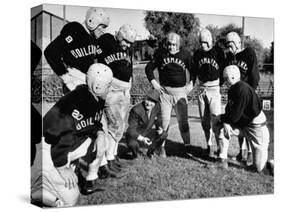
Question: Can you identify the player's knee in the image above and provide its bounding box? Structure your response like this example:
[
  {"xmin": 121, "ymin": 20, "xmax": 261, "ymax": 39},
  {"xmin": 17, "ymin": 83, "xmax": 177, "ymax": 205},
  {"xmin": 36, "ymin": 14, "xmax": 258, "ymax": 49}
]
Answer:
[{"xmin": 63, "ymin": 188, "xmax": 80, "ymax": 207}]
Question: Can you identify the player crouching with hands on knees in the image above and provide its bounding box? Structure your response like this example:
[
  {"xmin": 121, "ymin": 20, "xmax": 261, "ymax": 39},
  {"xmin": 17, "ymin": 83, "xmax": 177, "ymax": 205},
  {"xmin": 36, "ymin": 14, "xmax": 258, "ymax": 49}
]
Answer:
[
  {"xmin": 126, "ymin": 89, "xmax": 168, "ymax": 159},
  {"xmin": 215, "ymin": 65, "xmax": 273, "ymax": 174},
  {"xmin": 31, "ymin": 64, "xmax": 113, "ymax": 207}
]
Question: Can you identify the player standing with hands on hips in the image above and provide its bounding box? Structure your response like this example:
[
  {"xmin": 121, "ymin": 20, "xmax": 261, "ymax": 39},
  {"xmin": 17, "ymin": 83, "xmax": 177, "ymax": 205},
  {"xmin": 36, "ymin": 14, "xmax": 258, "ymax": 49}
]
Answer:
[
  {"xmin": 192, "ymin": 28, "xmax": 228, "ymax": 162},
  {"xmin": 145, "ymin": 32, "xmax": 193, "ymax": 157},
  {"xmin": 44, "ymin": 7, "xmax": 110, "ymax": 93}
]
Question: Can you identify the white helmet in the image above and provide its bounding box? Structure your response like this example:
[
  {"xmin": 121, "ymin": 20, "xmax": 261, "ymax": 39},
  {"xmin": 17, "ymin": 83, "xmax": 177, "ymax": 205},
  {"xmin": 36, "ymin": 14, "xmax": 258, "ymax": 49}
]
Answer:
[
  {"xmin": 199, "ymin": 28, "xmax": 213, "ymax": 49},
  {"xmin": 116, "ymin": 24, "xmax": 137, "ymax": 43},
  {"xmin": 167, "ymin": 32, "xmax": 181, "ymax": 50},
  {"xmin": 223, "ymin": 65, "xmax": 240, "ymax": 85},
  {"xmin": 85, "ymin": 8, "xmax": 110, "ymax": 31},
  {"xmin": 226, "ymin": 32, "xmax": 241, "ymax": 51},
  {"xmin": 86, "ymin": 63, "xmax": 113, "ymax": 96}
]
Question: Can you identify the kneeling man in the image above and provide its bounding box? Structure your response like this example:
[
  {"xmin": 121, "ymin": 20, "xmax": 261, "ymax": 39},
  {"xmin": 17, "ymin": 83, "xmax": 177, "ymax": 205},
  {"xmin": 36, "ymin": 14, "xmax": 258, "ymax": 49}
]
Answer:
[
  {"xmin": 31, "ymin": 63, "xmax": 113, "ymax": 207},
  {"xmin": 126, "ymin": 89, "xmax": 168, "ymax": 158},
  {"xmin": 218, "ymin": 65, "xmax": 272, "ymax": 174}
]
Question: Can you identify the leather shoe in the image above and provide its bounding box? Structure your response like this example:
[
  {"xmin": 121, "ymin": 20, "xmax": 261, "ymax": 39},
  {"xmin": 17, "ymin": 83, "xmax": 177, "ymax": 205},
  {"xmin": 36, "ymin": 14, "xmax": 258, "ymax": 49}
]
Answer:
[
  {"xmin": 80, "ymin": 179, "xmax": 106, "ymax": 195},
  {"xmin": 107, "ymin": 160, "xmax": 122, "ymax": 172},
  {"xmin": 98, "ymin": 165, "xmax": 124, "ymax": 179}
]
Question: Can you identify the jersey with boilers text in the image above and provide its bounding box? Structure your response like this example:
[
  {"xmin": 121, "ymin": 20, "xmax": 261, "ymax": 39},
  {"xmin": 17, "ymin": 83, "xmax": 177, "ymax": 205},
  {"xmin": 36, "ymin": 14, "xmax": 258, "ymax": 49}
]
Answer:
[
  {"xmin": 221, "ymin": 81, "xmax": 262, "ymax": 128},
  {"xmin": 96, "ymin": 33, "xmax": 133, "ymax": 82},
  {"xmin": 145, "ymin": 48, "xmax": 192, "ymax": 87},
  {"xmin": 44, "ymin": 22, "xmax": 96, "ymax": 76},
  {"xmin": 225, "ymin": 47, "xmax": 260, "ymax": 89},
  {"xmin": 43, "ymin": 85, "xmax": 105, "ymax": 167},
  {"xmin": 192, "ymin": 46, "xmax": 225, "ymax": 84}
]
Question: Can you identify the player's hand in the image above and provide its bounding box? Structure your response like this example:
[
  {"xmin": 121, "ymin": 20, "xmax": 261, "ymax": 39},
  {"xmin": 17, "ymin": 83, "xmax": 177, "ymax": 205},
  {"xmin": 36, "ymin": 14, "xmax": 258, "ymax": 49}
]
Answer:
[
  {"xmin": 56, "ymin": 166, "xmax": 78, "ymax": 190},
  {"xmin": 67, "ymin": 67, "xmax": 86, "ymax": 83},
  {"xmin": 142, "ymin": 137, "xmax": 152, "ymax": 146},
  {"xmin": 156, "ymin": 127, "xmax": 163, "ymax": 135},
  {"xmin": 60, "ymin": 73, "xmax": 76, "ymax": 91},
  {"xmin": 223, "ymin": 123, "xmax": 234, "ymax": 139},
  {"xmin": 151, "ymin": 79, "xmax": 164, "ymax": 93}
]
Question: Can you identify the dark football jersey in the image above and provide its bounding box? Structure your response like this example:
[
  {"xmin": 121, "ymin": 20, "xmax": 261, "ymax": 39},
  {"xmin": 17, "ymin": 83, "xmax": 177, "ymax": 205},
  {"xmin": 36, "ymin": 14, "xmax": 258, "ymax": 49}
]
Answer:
[
  {"xmin": 225, "ymin": 47, "xmax": 260, "ymax": 89},
  {"xmin": 43, "ymin": 85, "xmax": 105, "ymax": 167},
  {"xmin": 44, "ymin": 22, "xmax": 97, "ymax": 76},
  {"xmin": 192, "ymin": 46, "xmax": 225, "ymax": 84},
  {"xmin": 145, "ymin": 48, "xmax": 192, "ymax": 87},
  {"xmin": 96, "ymin": 33, "xmax": 133, "ymax": 82}
]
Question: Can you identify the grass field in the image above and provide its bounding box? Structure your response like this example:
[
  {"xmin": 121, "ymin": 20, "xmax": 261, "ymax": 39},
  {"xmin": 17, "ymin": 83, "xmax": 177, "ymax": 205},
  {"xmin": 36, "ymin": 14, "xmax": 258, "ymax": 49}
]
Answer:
[
  {"xmin": 76, "ymin": 104, "xmax": 274, "ymax": 206},
  {"xmin": 34, "ymin": 63, "xmax": 274, "ymax": 207}
]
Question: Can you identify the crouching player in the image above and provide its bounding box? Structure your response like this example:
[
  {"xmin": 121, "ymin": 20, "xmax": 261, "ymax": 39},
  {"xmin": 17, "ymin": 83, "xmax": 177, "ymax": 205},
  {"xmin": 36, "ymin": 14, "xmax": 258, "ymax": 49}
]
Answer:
[
  {"xmin": 126, "ymin": 89, "xmax": 168, "ymax": 159},
  {"xmin": 31, "ymin": 63, "xmax": 113, "ymax": 207},
  {"xmin": 216, "ymin": 65, "xmax": 273, "ymax": 174}
]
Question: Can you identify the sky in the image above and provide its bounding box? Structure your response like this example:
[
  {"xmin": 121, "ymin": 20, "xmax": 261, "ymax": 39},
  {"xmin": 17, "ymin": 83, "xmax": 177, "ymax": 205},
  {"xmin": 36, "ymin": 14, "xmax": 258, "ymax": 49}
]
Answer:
[{"xmin": 32, "ymin": 4, "xmax": 274, "ymax": 48}]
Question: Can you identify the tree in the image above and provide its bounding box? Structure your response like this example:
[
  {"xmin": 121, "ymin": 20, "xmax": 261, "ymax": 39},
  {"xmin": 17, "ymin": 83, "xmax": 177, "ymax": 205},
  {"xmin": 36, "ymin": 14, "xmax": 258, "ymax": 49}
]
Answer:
[
  {"xmin": 144, "ymin": 11, "xmax": 200, "ymax": 53},
  {"xmin": 263, "ymin": 42, "xmax": 274, "ymax": 73}
]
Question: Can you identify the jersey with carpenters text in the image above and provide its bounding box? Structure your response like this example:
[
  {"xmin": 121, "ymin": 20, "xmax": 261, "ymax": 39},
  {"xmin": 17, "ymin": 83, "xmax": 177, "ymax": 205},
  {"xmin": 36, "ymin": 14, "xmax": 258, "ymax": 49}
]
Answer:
[
  {"xmin": 192, "ymin": 46, "xmax": 225, "ymax": 84},
  {"xmin": 145, "ymin": 48, "xmax": 192, "ymax": 87},
  {"xmin": 225, "ymin": 47, "xmax": 260, "ymax": 89},
  {"xmin": 44, "ymin": 22, "xmax": 97, "ymax": 76},
  {"xmin": 43, "ymin": 85, "xmax": 105, "ymax": 167},
  {"xmin": 96, "ymin": 33, "xmax": 133, "ymax": 82}
]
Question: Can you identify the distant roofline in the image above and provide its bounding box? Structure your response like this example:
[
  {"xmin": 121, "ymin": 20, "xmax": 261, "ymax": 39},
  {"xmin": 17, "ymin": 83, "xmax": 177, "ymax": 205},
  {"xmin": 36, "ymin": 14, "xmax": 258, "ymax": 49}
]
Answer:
[{"xmin": 31, "ymin": 10, "xmax": 69, "ymax": 23}]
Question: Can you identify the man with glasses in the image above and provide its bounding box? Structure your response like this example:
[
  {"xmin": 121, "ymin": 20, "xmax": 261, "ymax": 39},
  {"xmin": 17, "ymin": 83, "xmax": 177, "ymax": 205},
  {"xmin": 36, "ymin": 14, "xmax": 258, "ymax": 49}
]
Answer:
[
  {"xmin": 44, "ymin": 7, "xmax": 110, "ymax": 93},
  {"xmin": 192, "ymin": 28, "xmax": 228, "ymax": 164},
  {"xmin": 95, "ymin": 24, "xmax": 137, "ymax": 173},
  {"xmin": 225, "ymin": 31, "xmax": 260, "ymax": 164},
  {"xmin": 145, "ymin": 32, "xmax": 193, "ymax": 157}
]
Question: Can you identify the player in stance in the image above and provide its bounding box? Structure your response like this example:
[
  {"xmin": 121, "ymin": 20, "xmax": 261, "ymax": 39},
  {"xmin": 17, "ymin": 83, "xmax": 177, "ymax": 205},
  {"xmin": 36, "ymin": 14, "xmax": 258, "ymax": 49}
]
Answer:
[
  {"xmin": 192, "ymin": 28, "xmax": 228, "ymax": 162},
  {"xmin": 225, "ymin": 31, "xmax": 260, "ymax": 164},
  {"xmin": 218, "ymin": 65, "xmax": 273, "ymax": 174},
  {"xmin": 31, "ymin": 64, "xmax": 113, "ymax": 207},
  {"xmin": 44, "ymin": 7, "xmax": 110, "ymax": 93},
  {"xmin": 145, "ymin": 32, "xmax": 193, "ymax": 157},
  {"xmin": 94, "ymin": 24, "xmax": 137, "ymax": 172},
  {"xmin": 126, "ymin": 89, "xmax": 168, "ymax": 158}
]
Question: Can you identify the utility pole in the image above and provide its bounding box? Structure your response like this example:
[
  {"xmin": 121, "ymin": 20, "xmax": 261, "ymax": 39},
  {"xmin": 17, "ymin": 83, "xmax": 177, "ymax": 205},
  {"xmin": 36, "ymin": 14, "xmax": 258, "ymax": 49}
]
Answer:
[
  {"xmin": 241, "ymin": 16, "xmax": 245, "ymax": 48},
  {"xmin": 63, "ymin": 5, "xmax": 66, "ymax": 25}
]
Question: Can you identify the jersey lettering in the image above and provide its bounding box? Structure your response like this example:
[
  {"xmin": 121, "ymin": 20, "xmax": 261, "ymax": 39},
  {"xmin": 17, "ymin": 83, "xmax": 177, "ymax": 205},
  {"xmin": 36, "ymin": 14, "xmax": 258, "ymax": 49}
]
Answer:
[
  {"xmin": 198, "ymin": 57, "xmax": 219, "ymax": 70},
  {"xmin": 162, "ymin": 57, "xmax": 187, "ymax": 72},
  {"xmin": 65, "ymin": 35, "xmax": 73, "ymax": 43},
  {"xmin": 72, "ymin": 109, "xmax": 84, "ymax": 121},
  {"xmin": 70, "ymin": 45, "xmax": 96, "ymax": 59}
]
